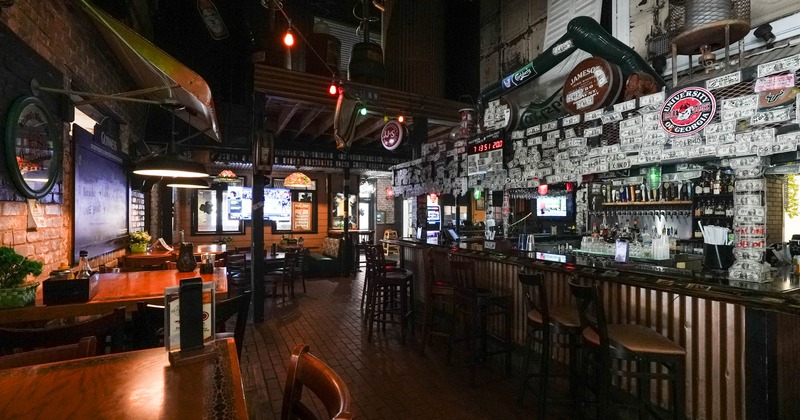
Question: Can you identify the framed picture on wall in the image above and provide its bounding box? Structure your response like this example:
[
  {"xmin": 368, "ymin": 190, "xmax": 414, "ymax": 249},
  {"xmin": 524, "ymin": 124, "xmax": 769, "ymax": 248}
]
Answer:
[
  {"xmin": 376, "ymin": 210, "xmax": 386, "ymax": 224},
  {"xmin": 475, "ymin": 196, "xmax": 485, "ymax": 211}
]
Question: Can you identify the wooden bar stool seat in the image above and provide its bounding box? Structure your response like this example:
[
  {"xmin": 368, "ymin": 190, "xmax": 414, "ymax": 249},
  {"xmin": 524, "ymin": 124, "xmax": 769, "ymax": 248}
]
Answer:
[
  {"xmin": 569, "ymin": 278, "xmax": 686, "ymax": 420},
  {"xmin": 364, "ymin": 245, "xmax": 414, "ymax": 344},
  {"xmin": 419, "ymin": 251, "xmax": 454, "ymax": 356},
  {"xmin": 448, "ymin": 257, "xmax": 513, "ymax": 385},
  {"xmin": 517, "ymin": 271, "xmax": 582, "ymax": 418}
]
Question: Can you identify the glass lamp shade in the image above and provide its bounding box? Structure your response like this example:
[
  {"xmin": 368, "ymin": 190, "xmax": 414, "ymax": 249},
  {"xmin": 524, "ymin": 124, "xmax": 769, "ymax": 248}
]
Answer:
[
  {"xmin": 283, "ymin": 172, "xmax": 313, "ymax": 189},
  {"xmin": 166, "ymin": 177, "xmax": 209, "ymax": 189}
]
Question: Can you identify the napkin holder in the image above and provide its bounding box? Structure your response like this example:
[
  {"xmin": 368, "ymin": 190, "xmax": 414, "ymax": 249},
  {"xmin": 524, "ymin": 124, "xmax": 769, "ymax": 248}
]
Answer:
[{"xmin": 43, "ymin": 273, "xmax": 100, "ymax": 305}]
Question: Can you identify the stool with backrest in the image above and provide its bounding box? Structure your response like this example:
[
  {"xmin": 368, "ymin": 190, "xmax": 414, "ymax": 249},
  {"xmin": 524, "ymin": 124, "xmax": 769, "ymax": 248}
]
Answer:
[
  {"xmin": 419, "ymin": 250, "xmax": 453, "ymax": 356},
  {"xmin": 363, "ymin": 244, "xmax": 414, "ymax": 344},
  {"xmin": 569, "ymin": 278, "xmax": 686, "ymax": 420},
  {"xmin": 448, "ymin": 256, "xmax": 513, "ymax": 385},
  {"xmin": 517, "ymin": 270, "xmax": 582, "ymax": 417},
  {"xmin": 265, "ymin": 250, "xmax": 299, "ymax": 304}
]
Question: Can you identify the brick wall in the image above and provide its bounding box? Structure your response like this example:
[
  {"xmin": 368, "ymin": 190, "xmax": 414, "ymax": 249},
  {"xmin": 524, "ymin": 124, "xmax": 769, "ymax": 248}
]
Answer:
[
  {"xmin": 1, "ymin": 1, "xmax": 145, "ymax": 278},
  {"xmin": 766, "ymin": 177, "xmax": 784, "ymax": 245},
  {"xmin": 376, "ymin": 178, "xmax": 395, "ymax": 224}
]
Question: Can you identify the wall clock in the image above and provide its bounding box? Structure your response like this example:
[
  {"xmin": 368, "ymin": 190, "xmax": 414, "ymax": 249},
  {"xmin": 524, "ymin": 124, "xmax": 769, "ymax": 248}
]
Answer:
[{"xmin": 4, "ymin": 96, "xmax": 62, "ymax": 199}]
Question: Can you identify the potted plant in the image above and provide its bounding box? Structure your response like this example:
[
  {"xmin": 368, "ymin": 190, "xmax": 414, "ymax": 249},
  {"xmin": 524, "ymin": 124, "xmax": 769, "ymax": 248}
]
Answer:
[
  {"xmin": 0, "ymin": 246, "xmax": 43, "ymax": 308},
  {"xmin": 130, "ymin": 231, "xmax": 152, "ymax": 253}
]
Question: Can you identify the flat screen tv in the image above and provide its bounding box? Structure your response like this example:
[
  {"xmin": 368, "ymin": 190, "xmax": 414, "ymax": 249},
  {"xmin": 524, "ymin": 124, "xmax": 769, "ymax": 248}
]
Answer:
[
  {"xmin": 226, "ymin": 187, "xmax": 291, "ymax": 229},
  {"xmin": 535, "ymin": 194, "xmax": 574, "ymax": 219}
]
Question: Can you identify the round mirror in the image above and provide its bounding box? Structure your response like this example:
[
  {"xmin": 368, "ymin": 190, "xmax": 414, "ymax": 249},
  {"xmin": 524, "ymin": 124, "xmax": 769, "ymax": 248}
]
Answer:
[{"xmin": 4, "ymin": 96, "xmax": 62, "ymax": 199}]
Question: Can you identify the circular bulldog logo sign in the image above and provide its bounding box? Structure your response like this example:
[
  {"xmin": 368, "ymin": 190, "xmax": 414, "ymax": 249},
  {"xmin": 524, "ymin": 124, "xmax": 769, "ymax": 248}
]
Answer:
[{"xmin": 660, "ymin": 87, "xmax": 716, "ymax": 136}]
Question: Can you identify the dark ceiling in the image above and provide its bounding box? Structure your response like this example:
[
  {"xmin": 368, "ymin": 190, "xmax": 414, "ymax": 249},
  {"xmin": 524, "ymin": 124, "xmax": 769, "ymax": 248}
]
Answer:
[{"xmin": 93, "ymin": 0, "xmax": 479, "ymax": 162}]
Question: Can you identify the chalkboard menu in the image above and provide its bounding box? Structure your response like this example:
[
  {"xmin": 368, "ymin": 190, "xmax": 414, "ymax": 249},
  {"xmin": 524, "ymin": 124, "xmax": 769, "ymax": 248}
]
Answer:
[{"xmin": 73, "ymin": 125, "xmax": 129, "ymax": 262}]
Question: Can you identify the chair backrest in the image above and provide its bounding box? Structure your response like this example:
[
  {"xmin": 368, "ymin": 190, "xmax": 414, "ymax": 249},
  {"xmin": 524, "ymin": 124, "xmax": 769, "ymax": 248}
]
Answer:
[
  {"xmin": 0, "ymin": 336, "xmax": 96, "ymax": 370},
  {"xmin": 281, "ymin": 344, "xmax": 352, "ymax": 420},
  {"xmin": 364, "ymin": 245, "xmax": 388, "ymax": 280},
  {"xmin": 135, "ymin": 301, "xmax": 165, "ymax": 349},
  {"xmin": 449, "ymin": 256, "xmax": 477, "ymax": 294},
  {"xmin": 568, "ymin": 278, "xmax": 610, "ymax": 357},
  {"xmin": 518, "ymin": 270, "xmax": 549, "ymax": 325},
  {"xmin": 384, "ymin": 229, "xmax": 397, "ymax": 240},
  {"xmin": 215, "ymin": 290, "xmax": 251, "ymax": 359},
  {"xmin": 0, "ymin": 307, "xmax": 126, "ymax": 355}
]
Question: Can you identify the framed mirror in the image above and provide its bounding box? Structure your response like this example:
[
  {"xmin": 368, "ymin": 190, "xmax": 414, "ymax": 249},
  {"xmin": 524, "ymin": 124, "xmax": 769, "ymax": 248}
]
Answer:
[{"xmin": 3, "ymin": 96, "xmax": 62, "ymax": 199}]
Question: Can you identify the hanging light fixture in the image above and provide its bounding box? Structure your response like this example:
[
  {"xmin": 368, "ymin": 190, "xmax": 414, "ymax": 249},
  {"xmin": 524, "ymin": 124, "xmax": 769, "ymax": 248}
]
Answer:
[
  {"xmin": 166, "ymin": 177, "xmax": 209, "ymax": 189},
  {"xmin": 133, "ymin": 111, "xmax": 208, "ymax": 178},
  {"xmin": 283, "ymin": 171, "xmax": 313, "ymax": 189},
  {"xmin": 537, "ymin": 182, "xmax": 549, "ymax": 195}
]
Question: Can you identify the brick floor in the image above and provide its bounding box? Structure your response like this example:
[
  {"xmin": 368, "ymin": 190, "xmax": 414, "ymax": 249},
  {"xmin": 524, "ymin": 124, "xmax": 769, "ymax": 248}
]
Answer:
[{"xmin": 239, "ymin": 270, "xmax": 575, "ymax": 420}]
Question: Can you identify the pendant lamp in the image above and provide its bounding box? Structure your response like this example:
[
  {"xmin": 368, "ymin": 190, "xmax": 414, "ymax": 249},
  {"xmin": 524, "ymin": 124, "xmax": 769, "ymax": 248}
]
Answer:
[
  {"xmin": 283, "ymin": 172, "xmax": 313, "ymax": 189},
  {"xmin": 134, "ymin": 111, "xmax": 208, "ymax": 178},
  {"xmin": 166, "ymin": 177, "xmax": 209, "ymax": 189}
]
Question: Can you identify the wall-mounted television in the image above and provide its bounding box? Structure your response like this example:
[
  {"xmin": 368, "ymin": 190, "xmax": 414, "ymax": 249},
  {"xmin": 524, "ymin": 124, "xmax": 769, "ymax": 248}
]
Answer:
[{"xmin": 534, "ymin": 194, "xmax": 575, "ymax": 220}]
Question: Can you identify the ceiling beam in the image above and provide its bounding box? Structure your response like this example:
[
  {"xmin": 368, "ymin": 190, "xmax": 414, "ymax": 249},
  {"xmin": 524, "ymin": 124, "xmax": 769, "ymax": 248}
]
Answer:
[
  {"xmin": 350, "ymin": 118, "xmax": 388, "ymax": 145},
  {"xmin": 292, "ymin": 107, "xmax": 324, "ymax": 140},
  {"xmin": 276, "ymin": 103, "xmax": 300, "ymax": 135},
  {"xmin": 308, "ymin": 111, "xmax": 336, "ymax": 141}
]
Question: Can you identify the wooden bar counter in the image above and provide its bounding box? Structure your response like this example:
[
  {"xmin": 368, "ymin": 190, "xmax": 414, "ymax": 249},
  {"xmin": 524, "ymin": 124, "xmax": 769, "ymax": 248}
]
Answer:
[
  {"xmin": 386, "ymin": 238, "xmax": 800, "ymax": 420},
  {"xmin": 0, "ymin": 337, "xmax": 247, "ymax": 419}
]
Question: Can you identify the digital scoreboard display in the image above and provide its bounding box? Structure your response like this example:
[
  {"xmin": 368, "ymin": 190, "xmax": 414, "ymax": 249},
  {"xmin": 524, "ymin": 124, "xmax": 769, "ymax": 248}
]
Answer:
[{"xmin": 466, "ymin": 131, "xmax": 504, "ymax": 176}]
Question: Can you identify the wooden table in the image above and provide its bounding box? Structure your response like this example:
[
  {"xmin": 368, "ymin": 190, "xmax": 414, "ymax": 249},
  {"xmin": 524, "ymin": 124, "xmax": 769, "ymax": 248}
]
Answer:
[
  {"xmin": 124, "ymin": 245, "xmax": 228, "ymax": 268},
  {"xmin": 0, "ymin": 337, "xmax": 247, "ymax": 419},
  {"xmin": 0, "ymin": 269, "xmax": 227, "ymax": 324}
]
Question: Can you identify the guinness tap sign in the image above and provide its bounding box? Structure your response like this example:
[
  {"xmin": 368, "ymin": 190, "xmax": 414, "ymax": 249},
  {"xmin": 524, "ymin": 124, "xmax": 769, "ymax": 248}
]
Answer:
[{"xmin": 659, "ymin": 87, "xmax": 716, "ymax": 136}]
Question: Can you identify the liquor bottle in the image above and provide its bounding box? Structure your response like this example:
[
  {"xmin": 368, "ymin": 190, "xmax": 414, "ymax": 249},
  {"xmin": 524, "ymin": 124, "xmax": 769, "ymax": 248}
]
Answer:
[
  {"xmin": 198, "ymin": 0, "xmax": 230, "ymax": 40},
  {"xmin": 633, "ymin": 218, "xmax": 640, "ymax": 242},
  {"xmin": 74, "ymin": 250, "xmax": 93, "ymax": 279},
  {"xmin": 703, "ymin": 173, "xmax": 711, "ymax": 195},
  {"xmin": 694, "ymin": 177, "xmax": 703, "ymax": 197},
  {"xmin": 664, "ymin": 182, "xmax": 673, "ymax": 201},
  {"xmin": 694, "ymin": 222, "xmax": 703, "ymax": 239},
  {"xmin": 726, "ymin": 173, "xmax": 735, "ymax": 193},
  {"xmin": 685, "ymin": 180, "xmax": 694, "ymax": 200},
  {"xmin": 715, "ymin": 200, "xmax": 725, "ymax": 216},
  {"xmin": 601, "ymin": 214, "xmax": 609, "ymax": 239},
  {"xmin": 695, "ymin": 200, "xmax": 703, "ymax": 217},
  {"xmin": 706, "ymin": 199, "xmax": 715, "ymax": 217},
  {"xmin": 620, "ymin": 185, "xmax": 627, "ymax": 203},
  {"xmin": 630, "ymin": 185, "xmax": 636, "ymax": 203},
  {"xmin": 713, "ymin": 170, "xmax": 721, "ymax": 195}
]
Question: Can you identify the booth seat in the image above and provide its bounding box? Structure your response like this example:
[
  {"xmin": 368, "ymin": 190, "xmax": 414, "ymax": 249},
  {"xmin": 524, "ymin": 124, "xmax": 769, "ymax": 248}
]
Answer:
[{"xmin": 304, "ymin": 237, "xmax": 345, "ymax": 276}]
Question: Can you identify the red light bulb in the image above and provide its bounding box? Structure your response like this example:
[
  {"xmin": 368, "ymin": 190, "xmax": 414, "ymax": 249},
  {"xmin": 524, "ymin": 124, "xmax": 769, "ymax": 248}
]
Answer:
[
  {"xmin": 283, "ymin": 31, "xmax": 295, "ymax": 47},
  {"xmin": 328, "ymin": 84, "xmax": 338, "ymax": 95}
]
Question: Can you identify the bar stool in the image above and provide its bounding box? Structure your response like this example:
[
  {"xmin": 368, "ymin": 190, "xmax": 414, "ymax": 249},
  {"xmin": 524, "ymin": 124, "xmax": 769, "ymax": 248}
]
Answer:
[
  {"xmin": 364, "ymin": 245, "xmax": 414, "ymax": 344},
  {"xmin": 569, "ymin": 278, "xmax": 686, "ymax": 420},
  {"xmin": 447, "ymin": 257, "xmax": 513, "ymax": 385},
  {"xmin": 517, "ymin": 270, "xmax": 582, "ymax": 418},
  {"xmin": 419, "ymin": 251, "xmax": 453, "ymax": 356}
]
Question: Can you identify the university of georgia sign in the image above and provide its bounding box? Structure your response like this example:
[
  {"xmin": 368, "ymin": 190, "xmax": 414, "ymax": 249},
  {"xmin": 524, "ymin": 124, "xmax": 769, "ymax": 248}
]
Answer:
[{"xmin": 659, "ymin": 87, "xmax": 716, "ymax": 136}]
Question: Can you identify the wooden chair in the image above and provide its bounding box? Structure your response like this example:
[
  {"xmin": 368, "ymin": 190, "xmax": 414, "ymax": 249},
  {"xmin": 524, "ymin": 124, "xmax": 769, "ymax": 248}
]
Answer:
[
  {"xmin": 0, "ymin": 308, "xmax": 126, "ymax": 356},
  {"xmin": 135, "ymin": 291, "xmax": 251, "ymax": 358},
  {"xmin": 226, "ymin": 251, "xmax": 249, "ymax": 289},
  {"xmin": 0, "ymin": 336, "xmax": 96, "ymax": 370},
  {"xmin": 569, "ymin": 278, "xmax": 686, "ymax": 420},
  {"xmin": 281, "ymin": 344, "xmax": 352, "ymax": 420},
  {"xmin": 214, "ymin": 290, "xmax": 251, "ymax": 359},
  {"xmin": 265, "ymin": 251, "xmax": 301, "ymax": 304}
]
